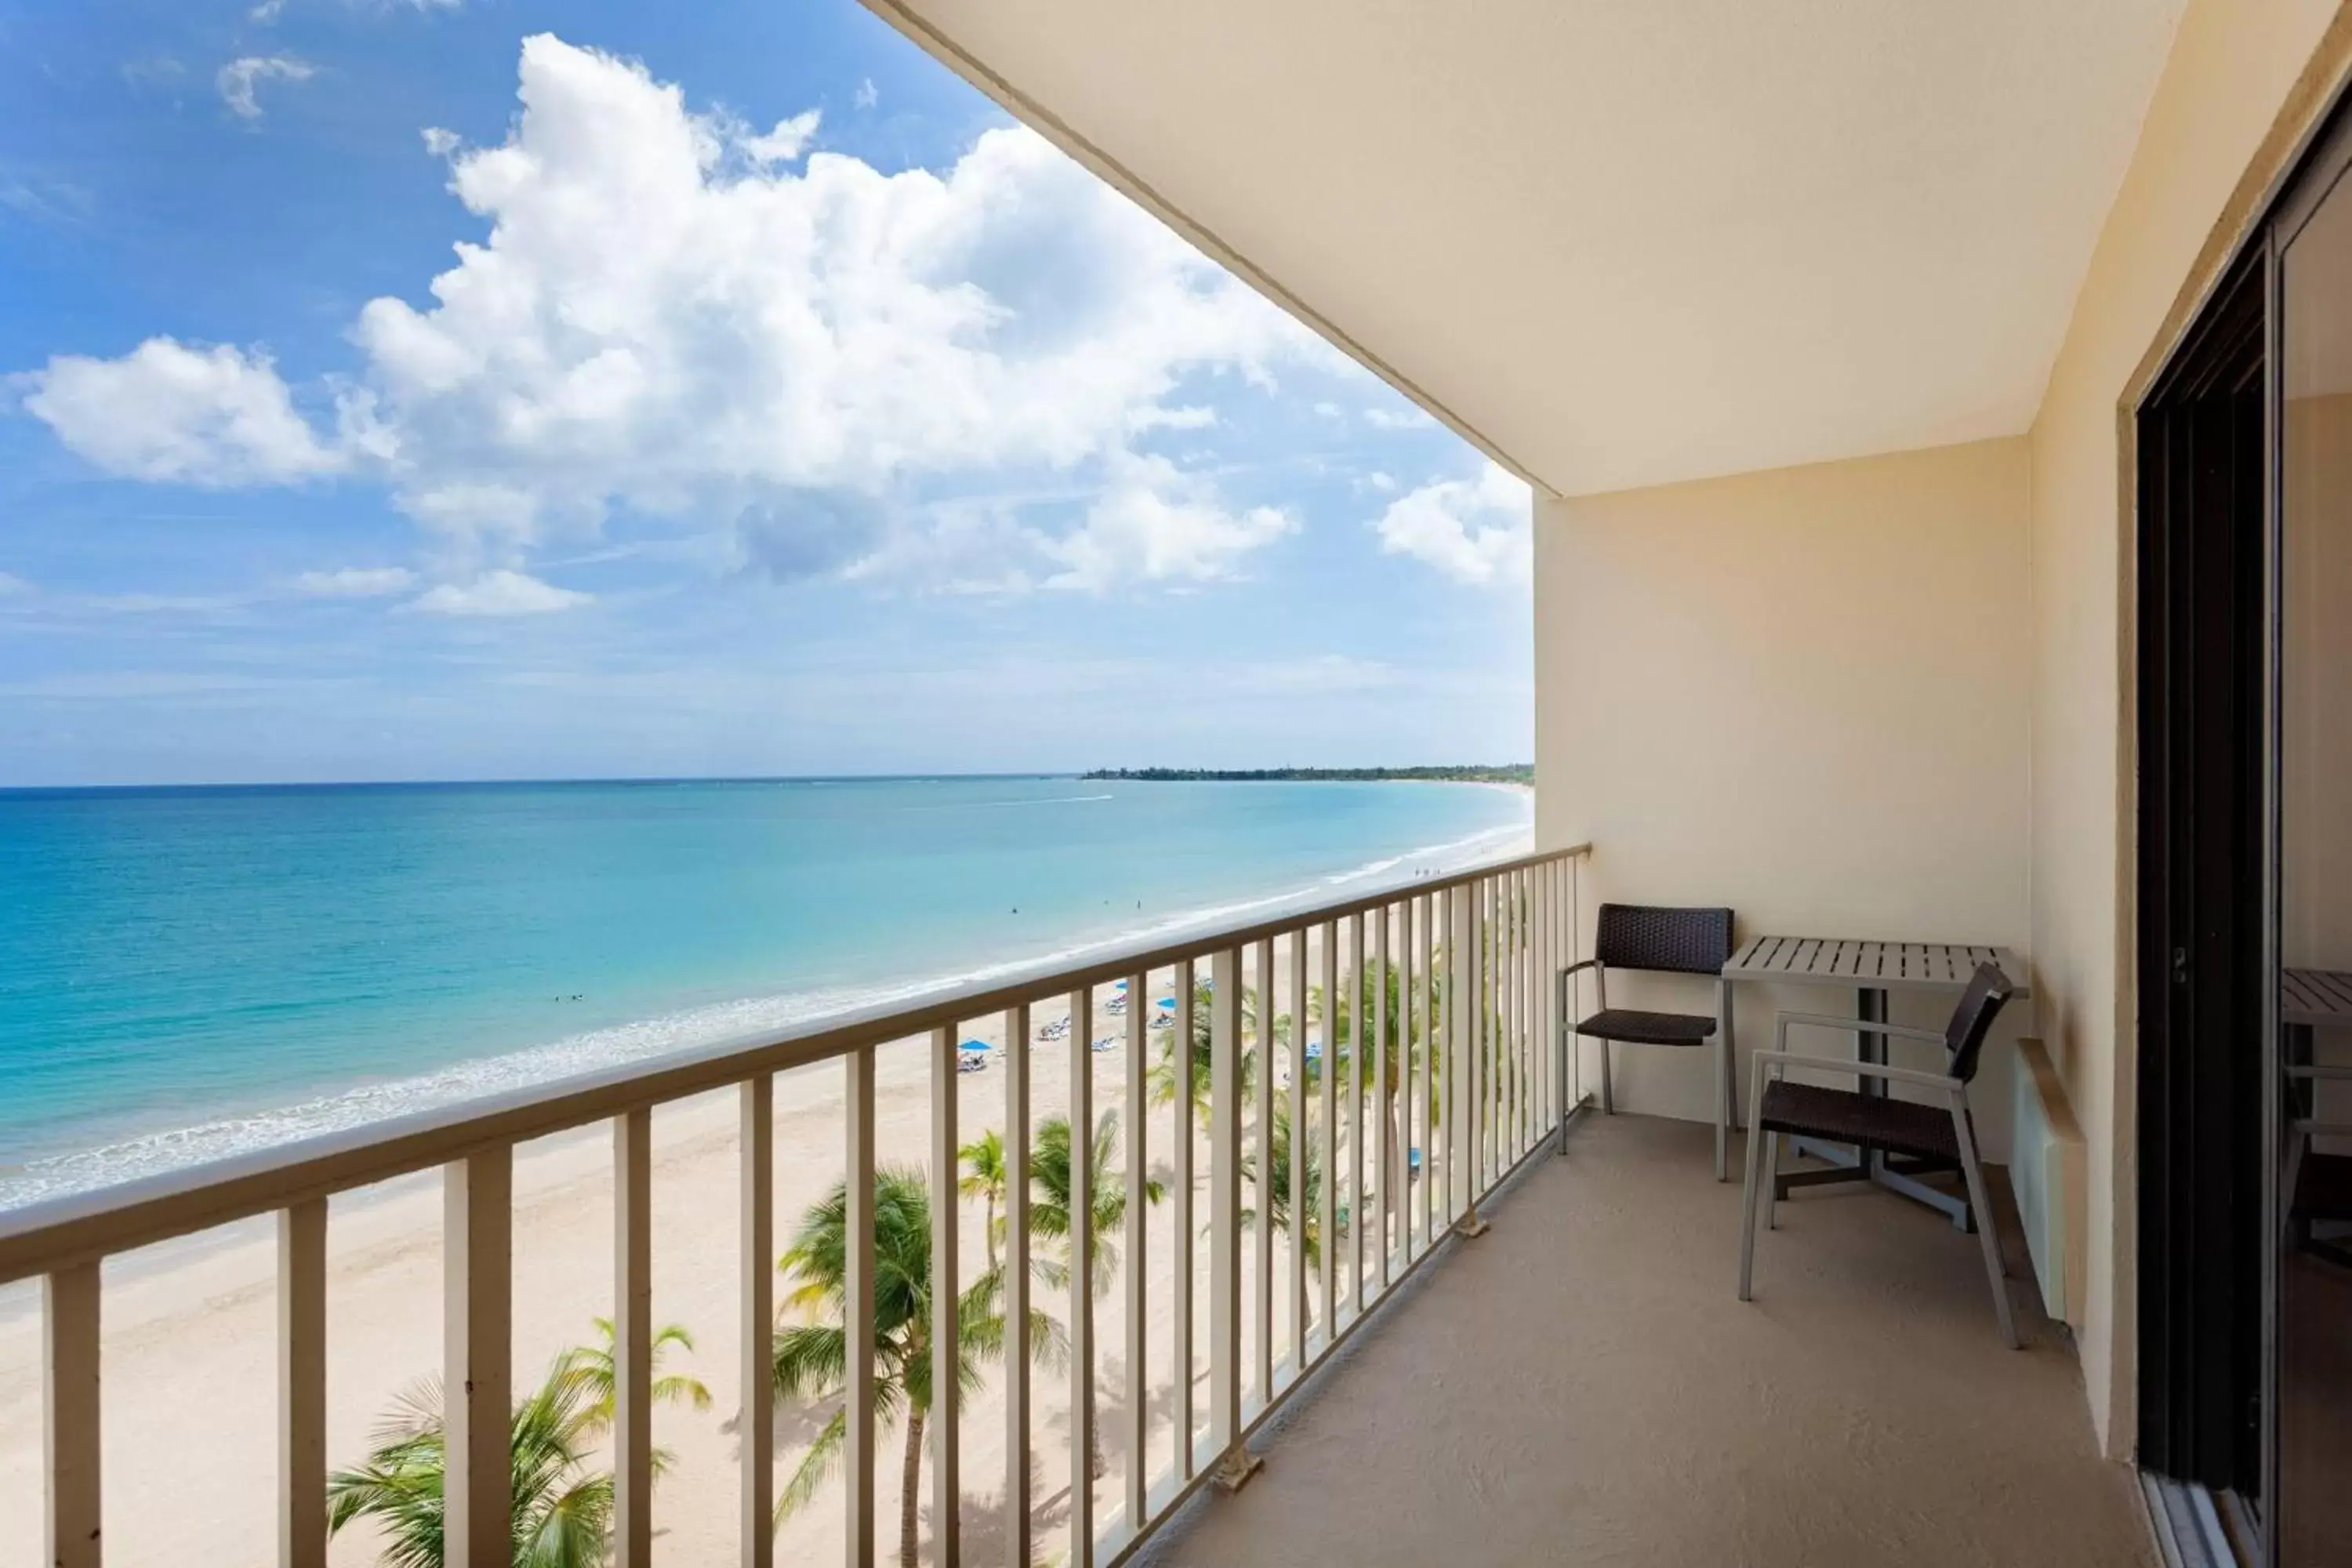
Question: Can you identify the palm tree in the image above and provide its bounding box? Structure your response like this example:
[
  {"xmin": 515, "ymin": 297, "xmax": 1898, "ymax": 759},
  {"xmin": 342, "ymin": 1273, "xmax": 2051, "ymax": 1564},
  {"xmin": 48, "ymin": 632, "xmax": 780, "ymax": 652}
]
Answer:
[
  {"xmin": 327, "ymin": 1355, "xmax": 611, "ymax": 1568},
  {"xmin": 1242, "ymin": 1098, "xmax": 1338, "ymax": 1270},
  {"xmin": 957, "ymin": 1129, "xmax": 1007, "ymax": 1271},
  {"xmin": 1149, "ymin": 984, "xmax": 1276, "ymax": 1123},
  {"xmin": 556, "ymin": 1316, "xmax": 714, "ymax": 1469},
  {"xmin": 772, "ymin": 1166, "xmax": 1064, "ymax": 1568},
  {"xmin": 1028, "ymin": 1109, "xmax": 1167, "ymax": 1475},
  {"xmin": 1318, "ymin": 949, "xmax": 1443, "ymax": 1221}
]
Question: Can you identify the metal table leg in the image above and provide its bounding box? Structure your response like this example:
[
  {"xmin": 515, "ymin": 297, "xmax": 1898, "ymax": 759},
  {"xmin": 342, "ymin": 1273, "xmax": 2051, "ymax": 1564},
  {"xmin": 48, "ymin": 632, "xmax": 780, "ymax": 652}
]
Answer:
[{"xmin": 1777, "ymin": 984, "xmax": 1975, "ymax": 1231}]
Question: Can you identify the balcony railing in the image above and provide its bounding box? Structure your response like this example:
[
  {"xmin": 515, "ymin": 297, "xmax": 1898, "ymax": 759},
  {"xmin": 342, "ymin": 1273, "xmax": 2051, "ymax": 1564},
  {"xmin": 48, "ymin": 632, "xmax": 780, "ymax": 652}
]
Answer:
[{"xmin": 0, "ymin": 841, "xmax": 1590, "ymax": 1568}]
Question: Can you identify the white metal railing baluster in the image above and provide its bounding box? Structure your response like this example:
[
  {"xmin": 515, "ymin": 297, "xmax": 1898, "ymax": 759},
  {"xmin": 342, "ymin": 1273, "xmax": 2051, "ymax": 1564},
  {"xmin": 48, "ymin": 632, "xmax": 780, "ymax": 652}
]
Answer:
[
  {"xmin": 45, "ymin": 1261, "xmax": 100, "ymax": 1568},
  {"xmin": 1483, "ymin": 877, "xmax": 1500, "ymax": 1188},
  {"xmin": 445, "ymin": 1146, "xmax": 513, "ymax": 1568},
  {"xmin": 1527, "ymin": 868, "xmax": 1540, "ymax": 1152},
  {"xmin": 1534, "ymin": 865, "xmax": 1551, "ymax": 1140},
  {"xmin": 614, "ymin": 1109, "xmax": 654, "ymax": 1568},
  {"xmin": 1553, "ymin": 860, "xmax": 1570, "ymax": 1147},
  {"xmin": 845, "ymin": 1047, "xmax": 877, "ymax": 1566},
  {"xmin": 1417, "ymin": 895, "xmax": 1433, "ymax": 1244},
  {"xmin": 1207, "ymin": 949, "xmax": 1256, "ymax": 1490},
  {"xmin": 1511, "ymin": 869, "xmax": 1526, "ymax": 1159},
  {"xmin": 742, "ymin": 1075, "xmax": 775, "ymax": 1568},
  {"xmin": 1346, "ymin": 912, "xmax": 1365, "ymax": 1316},
  {"xmin": 1438, "ymin": 888, "xmax": 1454, "ymax": 1228},
  {"xmin": 1170, "ymin": 964, "xmax": 1194, "ymax": 1479},
  {"xmin": 1399, "ymin": 901, "xmax": 1417, "ymax": 1265},
  {"xmin": 1122, "ymin": 972, "xmax": 1148, "ymax": 1537},
  {"xmin": 1285, "ymin": 933, "xmax": 1307, "ymax": 1374},
  {"xmin": 1452, "ymin": 885, "xmax": 1488, "ymax": 1236},
  {"xmin": 279, "ymin": 1200, "xmax": 327, "ymax": 1568},
  {"xmin": 1252, "ymin": 938, "xmax": 1274, "ymax": 1408},
  {"xmin": 1572, "ymin": 858, "xmax": 1584, "ymax": 1107},
  {"xmin": 1497, "ymin": 877, "xmax": 1512, "ymax": 1165},
  {"xmin": 1373, "ymin": 903, "xmax": 1390, "ymax": 1292},
  {"xmin": 1521, "ymin": 870, "xmax": 1534, "ymax": 1156},
  {"xmin": 929, "ymin": 1030, "xmax": 961, "ymax": 1568},
  {"xmin": 1067, "ymin": 985, "xmax": 1094, "ymax": 1566},
  {"xmin": 1403, "ymin": 897, "xmax": 1421, "ymax": 1259},
  {"xmin": 1004, "ymin": 1005, "xmax": 1031, "ymax": 1566},
  {"xmin": 1526, "ymin": 868, "xmax": 1540, "ymax": 1149},
  {"xmin": 1316, "ymin": 922, "xmax": 1336, "ymax": 1344}
]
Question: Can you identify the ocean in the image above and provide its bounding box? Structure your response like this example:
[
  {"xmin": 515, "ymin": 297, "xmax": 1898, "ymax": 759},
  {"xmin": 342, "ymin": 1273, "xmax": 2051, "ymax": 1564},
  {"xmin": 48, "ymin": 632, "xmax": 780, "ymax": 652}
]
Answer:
[{"xmin": 0, "ymin": 775, "xmax": 1528, "ymax": 1210}]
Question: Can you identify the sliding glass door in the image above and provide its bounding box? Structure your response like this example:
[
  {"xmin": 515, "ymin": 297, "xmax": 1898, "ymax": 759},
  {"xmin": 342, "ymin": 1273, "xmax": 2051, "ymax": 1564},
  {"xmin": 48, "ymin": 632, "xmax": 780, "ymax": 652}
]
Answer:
[{"xmin": 2273, "ymin": 134, "xmax": 2352, "ymax": 1568}]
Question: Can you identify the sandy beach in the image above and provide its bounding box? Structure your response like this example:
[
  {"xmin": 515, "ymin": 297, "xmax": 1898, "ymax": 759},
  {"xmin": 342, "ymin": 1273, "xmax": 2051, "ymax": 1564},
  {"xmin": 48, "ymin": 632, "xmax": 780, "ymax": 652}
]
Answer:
[{"xmin": 0, "ymin": 943, "xmax": 1433, "ymax": 1567}]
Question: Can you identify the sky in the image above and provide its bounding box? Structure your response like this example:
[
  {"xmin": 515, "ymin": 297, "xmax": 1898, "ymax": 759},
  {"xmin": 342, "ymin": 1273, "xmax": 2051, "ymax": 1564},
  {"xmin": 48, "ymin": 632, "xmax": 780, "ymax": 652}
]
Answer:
[{"xmin": 0, "ymin": 0, "xmax": 1534, "ymax": 786}]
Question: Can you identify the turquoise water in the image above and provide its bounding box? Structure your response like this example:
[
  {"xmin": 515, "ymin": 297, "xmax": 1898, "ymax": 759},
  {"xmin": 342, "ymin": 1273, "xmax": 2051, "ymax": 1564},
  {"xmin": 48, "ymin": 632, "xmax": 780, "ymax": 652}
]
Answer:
[{"xmin": 0, "ymin": 776, "xmax": 1526, "ymax": 1207}]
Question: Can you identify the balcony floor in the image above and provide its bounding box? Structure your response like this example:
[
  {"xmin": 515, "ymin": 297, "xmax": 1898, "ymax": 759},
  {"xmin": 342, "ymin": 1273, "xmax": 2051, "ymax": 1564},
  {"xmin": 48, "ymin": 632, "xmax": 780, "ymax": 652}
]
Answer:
[{"xmin": 1139, "ymin": 1111, "xmax": 2154, "ymax": 1567}]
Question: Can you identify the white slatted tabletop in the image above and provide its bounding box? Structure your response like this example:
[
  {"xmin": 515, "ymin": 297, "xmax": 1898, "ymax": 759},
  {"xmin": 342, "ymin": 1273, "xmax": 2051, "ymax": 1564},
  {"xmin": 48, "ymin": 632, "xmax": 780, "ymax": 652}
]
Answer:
[
  {"xmin": 2283, "ymin": 967, "xmax": 2352, "ymax": 1029},
  {"xmin": 1724, "ymin": 935, "xmax": 2029, "ymax": 997}
]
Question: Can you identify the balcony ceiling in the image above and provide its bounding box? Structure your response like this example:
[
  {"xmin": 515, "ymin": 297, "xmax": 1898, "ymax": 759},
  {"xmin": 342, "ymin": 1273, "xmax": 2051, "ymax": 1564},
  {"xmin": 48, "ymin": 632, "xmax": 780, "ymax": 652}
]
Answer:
[{"xmin": 871, "ymin": 0, "xmax": 2187, "ymax": 496}]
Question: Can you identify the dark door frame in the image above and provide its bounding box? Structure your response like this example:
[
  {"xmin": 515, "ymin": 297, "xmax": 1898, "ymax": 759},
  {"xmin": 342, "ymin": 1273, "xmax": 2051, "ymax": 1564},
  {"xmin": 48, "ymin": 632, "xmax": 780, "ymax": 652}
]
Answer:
[{"xmin": 2134, "ymin": 248, "xmax": 2269, "ymax": 1509}]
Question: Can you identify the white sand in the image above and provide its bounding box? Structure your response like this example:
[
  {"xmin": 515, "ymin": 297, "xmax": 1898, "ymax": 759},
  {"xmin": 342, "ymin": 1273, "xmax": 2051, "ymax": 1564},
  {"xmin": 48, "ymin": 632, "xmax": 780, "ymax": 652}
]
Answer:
[{"xmin": 0, "ymin": 953, "xmax": 1423, "ymax": 1567}]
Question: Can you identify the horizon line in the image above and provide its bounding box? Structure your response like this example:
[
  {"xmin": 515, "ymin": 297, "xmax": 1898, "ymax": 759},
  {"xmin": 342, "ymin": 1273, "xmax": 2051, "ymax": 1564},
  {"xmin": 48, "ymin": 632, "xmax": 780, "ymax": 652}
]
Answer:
[{"xmin": 0, "ymin": 765, "xmax": 1536, "ymax": 794}]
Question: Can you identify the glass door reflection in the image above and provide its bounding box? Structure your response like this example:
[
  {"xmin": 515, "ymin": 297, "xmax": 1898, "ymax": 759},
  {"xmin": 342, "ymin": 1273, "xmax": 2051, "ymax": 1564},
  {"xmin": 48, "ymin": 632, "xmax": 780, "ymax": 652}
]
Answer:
[{"xmin": 2277, "ymin": 150, "xmax": 2352, "ymax": 1568}]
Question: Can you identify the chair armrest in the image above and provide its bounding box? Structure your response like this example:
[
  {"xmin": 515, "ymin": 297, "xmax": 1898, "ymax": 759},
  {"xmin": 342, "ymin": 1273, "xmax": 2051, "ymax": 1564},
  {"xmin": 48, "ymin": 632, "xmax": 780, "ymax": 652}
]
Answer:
[
  {"xmin": 1751, "ymin": 1048, "xmax": 1963, "ymax": 1094},
  {"xmin": 1558, "ymin": 958, "xmax": 1602, "ymax": 976},
  {"xmin": 1775, "ymin": 1011, "xmax": 1946, "ymax": 1045}
]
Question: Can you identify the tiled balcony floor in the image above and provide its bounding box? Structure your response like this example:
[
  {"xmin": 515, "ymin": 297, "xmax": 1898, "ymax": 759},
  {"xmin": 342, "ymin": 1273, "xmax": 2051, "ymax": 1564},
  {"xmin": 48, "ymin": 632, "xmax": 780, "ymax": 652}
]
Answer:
[{"xmin": 1139, "ymin": 1112, "xmax": 2154, "ymax": 1567}]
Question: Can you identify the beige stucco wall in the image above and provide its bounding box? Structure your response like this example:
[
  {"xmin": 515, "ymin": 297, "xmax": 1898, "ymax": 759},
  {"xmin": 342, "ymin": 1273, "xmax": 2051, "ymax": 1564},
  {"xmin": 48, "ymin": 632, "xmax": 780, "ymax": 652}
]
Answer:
[
  {"xmin": 2026, "ymin": 0, "xmax": 2349, "ymax": 1458},
  {"xmin": 1533, "ymin": 437, "xmax": 2034, "ymax": 1158}
]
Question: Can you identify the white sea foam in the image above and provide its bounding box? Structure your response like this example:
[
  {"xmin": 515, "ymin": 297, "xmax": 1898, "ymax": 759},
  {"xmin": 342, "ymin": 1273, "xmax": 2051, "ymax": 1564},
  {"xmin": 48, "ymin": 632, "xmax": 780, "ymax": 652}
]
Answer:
[{"xmin": 0, "ymin": 809, "xmax": 1530, "ymax": 1212}]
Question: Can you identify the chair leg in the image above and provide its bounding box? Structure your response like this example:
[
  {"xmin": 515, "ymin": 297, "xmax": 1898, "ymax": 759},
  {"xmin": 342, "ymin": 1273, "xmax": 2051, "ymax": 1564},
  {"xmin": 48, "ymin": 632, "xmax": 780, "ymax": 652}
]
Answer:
[
  {"xmin": 1764, "ymin": 1132, "xmax": 1780, "ymax": 1229},
  {"xmin": 1951, "ymin": 1102, "xmax": 2020, "ymax": 1349},
  {"xmin": 1599, "ymin": 1038, "xmax": 1614, "ymax": 1116},
  {"xmin": 1722, "ymin": 1029, "xmax": 1740, "ymax": 1175},
  {"xmin": 1723, "ymin": 984, "xmax": 1741, "ymax": 1131},
  {"xmin": 1738, "ymin": 1115, "xmax": 1769, "ymax": 1301}
]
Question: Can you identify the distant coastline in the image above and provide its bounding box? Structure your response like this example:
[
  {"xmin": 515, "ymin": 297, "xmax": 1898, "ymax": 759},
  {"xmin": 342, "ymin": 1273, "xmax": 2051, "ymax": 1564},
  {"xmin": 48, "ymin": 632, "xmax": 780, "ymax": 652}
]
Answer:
[{"xmin": 1082, "ymin": 764, "xmax": 1534, "ymax": 785}]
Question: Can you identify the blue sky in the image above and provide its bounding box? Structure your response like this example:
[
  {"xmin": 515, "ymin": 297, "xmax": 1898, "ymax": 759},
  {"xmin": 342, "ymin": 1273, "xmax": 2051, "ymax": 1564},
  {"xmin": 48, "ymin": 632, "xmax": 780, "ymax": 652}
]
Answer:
[{"xmin": 0, "ymin": 0, "xmax": 1533, "ymax": 786}]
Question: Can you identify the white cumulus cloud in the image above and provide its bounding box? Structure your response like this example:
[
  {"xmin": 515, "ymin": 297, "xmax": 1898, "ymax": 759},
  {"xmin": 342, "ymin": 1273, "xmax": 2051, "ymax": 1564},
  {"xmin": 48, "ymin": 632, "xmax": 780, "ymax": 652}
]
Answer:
[
  {"xmin": 20, "ymin": 35, "xmax": 1332, "ymax": 595},
  {"xmin": 1372, "ymin": 463, "xmax": 1532, "ymax": 586},
  {"xmin": 216, "ymin": 55, "xmax": 314, "ymax": 121},
  {"xmin": 408, "ymin": 570, "xmax": 590, "ymax": 616},
  {"xmin": 741, "ymin": 109, "xmax": 820, "ymax": 164},
  {"xmin": 16, "ymin": 339, "xmax": 343, "ymax": 486},
  {"xmin": 1045, "ymin": 452, "xmax": 1295, "ymax": 590},
  {"xmin": 293, "ymin": 566, "xmax": 416, "ymax": 597}
]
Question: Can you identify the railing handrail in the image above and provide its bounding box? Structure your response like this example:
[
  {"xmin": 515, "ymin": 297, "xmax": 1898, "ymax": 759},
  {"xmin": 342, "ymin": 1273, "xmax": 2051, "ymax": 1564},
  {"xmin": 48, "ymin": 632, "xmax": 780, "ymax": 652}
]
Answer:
[{"xmin": 0, "ymin": 841, "xmax": 1588, "ymax": 1283}]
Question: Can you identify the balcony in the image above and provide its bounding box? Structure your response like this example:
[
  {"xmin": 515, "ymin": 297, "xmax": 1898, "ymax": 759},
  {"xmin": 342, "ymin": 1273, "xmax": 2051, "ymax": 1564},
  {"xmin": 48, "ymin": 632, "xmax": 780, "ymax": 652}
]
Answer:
[{"xmin": 0, "ymin": 843, "xmax": 2158, "ymax": 1568}]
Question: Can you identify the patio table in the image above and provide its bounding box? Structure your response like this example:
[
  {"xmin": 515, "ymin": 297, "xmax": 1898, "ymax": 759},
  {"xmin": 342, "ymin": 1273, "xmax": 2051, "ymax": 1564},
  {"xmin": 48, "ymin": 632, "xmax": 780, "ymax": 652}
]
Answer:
[{"xmin": 1722, "ymin": 935, "xmax": 2030, "ymax": 1230}]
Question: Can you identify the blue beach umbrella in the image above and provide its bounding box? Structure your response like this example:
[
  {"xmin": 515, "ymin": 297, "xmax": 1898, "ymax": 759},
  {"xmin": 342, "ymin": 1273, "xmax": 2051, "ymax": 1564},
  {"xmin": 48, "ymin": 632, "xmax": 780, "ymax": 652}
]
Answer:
[{"xmin": 960, "ymin": 1038, "xmax": 990, "ymax": 1054}]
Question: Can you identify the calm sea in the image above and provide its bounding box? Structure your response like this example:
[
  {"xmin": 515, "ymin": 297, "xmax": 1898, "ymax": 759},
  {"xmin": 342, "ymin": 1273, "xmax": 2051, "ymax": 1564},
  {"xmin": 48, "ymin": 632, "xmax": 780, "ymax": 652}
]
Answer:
[{"xmin": 0, "ymin": 776, "xmax": 1526, "ymax": 1208}]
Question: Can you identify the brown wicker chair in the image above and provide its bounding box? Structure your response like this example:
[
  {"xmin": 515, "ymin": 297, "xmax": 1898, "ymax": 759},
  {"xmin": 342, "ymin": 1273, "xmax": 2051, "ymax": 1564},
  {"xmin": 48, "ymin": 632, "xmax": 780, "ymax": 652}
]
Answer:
[
  {"xmin": 1560, "ymin": 903, "xmax": 1738, "ymax": 1178},
  {"xmin": 1737, "ymin": 961, "xmax": 2020, "ymax": 1346}
]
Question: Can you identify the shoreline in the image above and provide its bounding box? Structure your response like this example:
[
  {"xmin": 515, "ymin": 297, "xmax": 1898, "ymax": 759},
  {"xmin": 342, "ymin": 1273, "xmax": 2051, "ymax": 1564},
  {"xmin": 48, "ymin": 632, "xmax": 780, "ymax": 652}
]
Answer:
[{"xmin": 0, "ymin": 803, "xmax": 1531, "ymax": 1215}]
